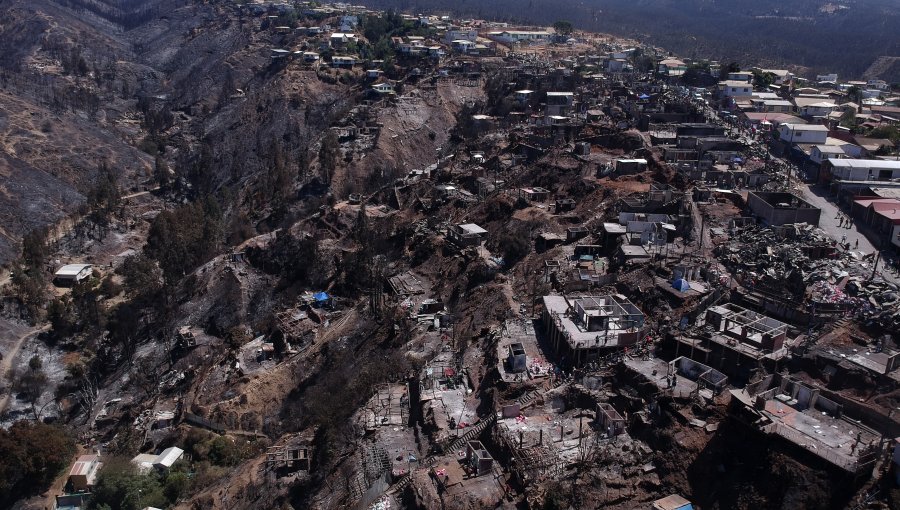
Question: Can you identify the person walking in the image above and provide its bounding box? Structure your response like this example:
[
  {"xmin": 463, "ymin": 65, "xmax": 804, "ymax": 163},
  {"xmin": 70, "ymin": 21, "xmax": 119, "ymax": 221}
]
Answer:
[{"xmin": 855, "ymin": 239, "xmax": 859, "ymax": 249}]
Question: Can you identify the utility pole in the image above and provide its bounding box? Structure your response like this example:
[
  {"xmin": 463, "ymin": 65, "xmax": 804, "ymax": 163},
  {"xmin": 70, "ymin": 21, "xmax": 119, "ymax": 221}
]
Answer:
[{"xmin": 870, "ymin": 248, "xmax": 881, "ymax": 281}]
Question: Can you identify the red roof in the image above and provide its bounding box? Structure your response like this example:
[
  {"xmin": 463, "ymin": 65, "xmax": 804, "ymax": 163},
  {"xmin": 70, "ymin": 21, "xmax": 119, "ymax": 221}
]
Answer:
[{"xmin": 874, "ymin": 207, "xmax": 900, "ymax": 223}]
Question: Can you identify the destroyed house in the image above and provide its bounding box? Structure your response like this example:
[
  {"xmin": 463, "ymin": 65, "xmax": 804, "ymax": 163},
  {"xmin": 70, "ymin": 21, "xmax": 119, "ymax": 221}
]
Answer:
[
  {"xmin": 732, "ymin": 374, "xmax": 883, "ymax": 474},
  {"xmin": 747, "ymin": 191, "xmax": 821, "ymax": 227},
  {"xmin": 465, "ymin": 441, "xmax": 494, "ymax": 476},
  {"xmin": 675, "ymin": 123, "xmax": 725, "ymax": 137},
  {"xmin": 542, "ymin": 295, "xmax": 646, "ymax": 363},
  {"xmin": 596, "ymin": 403, "xmax": 626, "ymax": 437},
  {"xmin": 544, "ymin": 92, "xmax": 575, "ymax": 116},
  {"xmin": 677, "ymin": 304, "xmax": 789, "ymax": 380},
  {"xmin": 618, "ymin": 184, "xmax": 684, "ymax": 213},
  {"xmin": 707, "ymin": 304, "xmax": 787, "ymax": 353},
  {"xmin": 520, "ymin": 187, "xmax": 550, "ymax": 202}
]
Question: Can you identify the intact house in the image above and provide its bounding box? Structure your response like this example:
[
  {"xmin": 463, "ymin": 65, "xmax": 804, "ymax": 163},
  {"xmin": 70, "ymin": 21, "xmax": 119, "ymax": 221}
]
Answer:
[
  {"xmin": 330, "ymin": 56, "xmax": 357, "ymax": 68},
  {"xmin": 810, "ymin": 144, "xmax": 848, "ymax": 165},
  {"xmin": 487, "ymin": 30, "xmax": 552, "ymax": 45},
  {"xmin": 54, "ymin": 263, "xmax": 93, "ymax": 286},
  {"xmin": 131, "ymin": 447, "xmax": 185, "ymax": 475},
  {"xmin": 778, "ymin": 123, "xmax": 828, "ymax": 145},
  {"xmin": 800, "ymin": 101, "xmax": 837, "ymax": 118},
  {"xmin": 371, "ymin": 81, "xmax": 395, "ymax": 95},
  {"xmin": 756, "ymin": 68, "xmax": 794, "ymax": 86},
  {"xmin": 443, "ymin": 28, "xmax": 477, "ymax": 44},
  {"xmin": 752, "ymin": 99, "xmax": 793, "ymax": 114},
  {"xmin": 68, "ymin": 454, "xmax": 102, "ymax": 492},
  {"xmin": 747, "ymin": 191, "xmax": 821, "ymax": 227},
  {"xmin": 850, "ymin": 198, "xmax": 900, "ymax": 248},
  {"xmin": 826, "ymin": 159, "xmax": 900, "ymax": 183},
  {"xmin": 726, "ymin": 71, "xmax": 754, "ymax": 82},
  {"xmin": 329, "ymin": 32, "xmax": 358, "ymax": 48},
  {"xmin": 449, "ymin": 39, "xmax": 477, "ymax": 54},
  {"xmin": 657, "ymin": 58, "xmax": 687, "ymax": 77},
  {"xmin": 447, "ymin": 223, "xmax": 488, "ymax": 247},
  {"xmin": 719, "ymin": 80, "xmax": 753, "ymax": 98},
  {"xmin": 541, "ymin": 295, "xmax": 646, "ymax": 365}
]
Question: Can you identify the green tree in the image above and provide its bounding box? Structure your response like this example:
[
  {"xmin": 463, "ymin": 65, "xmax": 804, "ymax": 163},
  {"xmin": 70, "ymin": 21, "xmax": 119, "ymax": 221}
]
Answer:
[
  {"xmin": 869, "ymin": 125, "xmax": 900, "ymax": 144},
  {"xmin": 47, "ymin": 296, "xmax": 76, "ymax": 339},
  {"xmin": 116, "ymin": 254, "xmax": 163, "ymax": 297},
  {"xmin": 0, "ymin": 421, "xmax": 76, "ymax": 502},
  {"xmin": 719, "ymin": 61, "xmax": 741, "ymax": 81},
  {"xmin": 88, "ymin": 459, "xmax": 166, "ymax": 510},
  {"xmin": 21, "ymin": 228, "xmax": 48, "ymax": 270},
  {"xmin": 144, "ymin": 197, "xmax": 222, "ymax": 284},
  {"xmin": 752, "ymin": 70, "xmax": 776, "ymax": 89},
  {"xmin": 553, "ymin": 20, "xmax": 573, "ymax": 36},
  {"xmin": 11, "ymin": 267, "xmax": 46, "ymax": 323},
  {"xmin": 839, "ymin": 109, "xmax": 857, "ymax": 130}
]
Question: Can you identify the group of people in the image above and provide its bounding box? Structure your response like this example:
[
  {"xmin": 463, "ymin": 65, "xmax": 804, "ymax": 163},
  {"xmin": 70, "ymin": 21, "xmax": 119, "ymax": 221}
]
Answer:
[{"xmin": 836, "ymin": 212, "xmax": 854, "ymax": 229}]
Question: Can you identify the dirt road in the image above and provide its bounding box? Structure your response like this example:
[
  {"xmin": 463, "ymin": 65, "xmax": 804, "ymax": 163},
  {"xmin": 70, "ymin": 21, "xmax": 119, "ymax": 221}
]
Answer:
[{"xmin": 0, "ymin": 324, "xmax": 49, "ymax": 413}]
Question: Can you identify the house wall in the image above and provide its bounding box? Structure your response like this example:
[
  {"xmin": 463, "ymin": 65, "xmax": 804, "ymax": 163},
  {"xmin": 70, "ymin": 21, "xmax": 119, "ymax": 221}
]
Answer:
[{"xmin": 747, "ymin": 193, "xmax": 821, "ymax": 226}]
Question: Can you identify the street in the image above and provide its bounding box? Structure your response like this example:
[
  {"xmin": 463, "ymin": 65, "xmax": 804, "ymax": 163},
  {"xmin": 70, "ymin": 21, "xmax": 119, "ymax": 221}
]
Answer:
[{"xmin": 798, "ymin": 182, "xmax": 900, "ymax": 285}]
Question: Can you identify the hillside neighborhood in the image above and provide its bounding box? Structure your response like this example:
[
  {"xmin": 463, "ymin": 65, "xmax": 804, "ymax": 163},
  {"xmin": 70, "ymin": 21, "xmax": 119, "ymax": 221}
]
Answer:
[{"xmin": 1, "ymin": 1, "xmax": 900, "ymax": 510}]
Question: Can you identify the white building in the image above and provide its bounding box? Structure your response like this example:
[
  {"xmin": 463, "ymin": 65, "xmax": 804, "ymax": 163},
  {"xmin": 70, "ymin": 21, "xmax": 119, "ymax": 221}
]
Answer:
[
  {"xmin": 443, "ymin": 28, "xmax": 477, "ymax": 44},
  {"xmin": 54, "ymin": 263, "xmax": 93, "ymax": 285},
  {"xmin": 727, "ymin": 71, "xmax": 754, "ymax": 83},
  {"xmin": 778, "ymin": 123, "xmax": 829, "ymax": 145},
  {"xmin": 828, "ymin": 159, "xmax": 900, "ymax": 182},
  {"xmin": 720, "ymin": 80, "xmax": 753, "ymax": 97},
  {"xmin": 801, "ymin": 102, "xmax": 837, "ymax": 117},
  {"xmin": 329, "ymin": 33, "xmax": 358, "ymax": 47},
  {"xmin": 487, "ymin": 30, "xmax": 551, "ymax": 45}
]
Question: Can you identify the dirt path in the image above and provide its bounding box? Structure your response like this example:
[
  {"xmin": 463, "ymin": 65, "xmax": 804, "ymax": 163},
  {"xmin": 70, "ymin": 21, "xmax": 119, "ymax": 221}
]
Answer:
[
  {"xmin": 0, "ymin": 325, "xmax": 49, "ymax": 413},
  {"xmin": 122, "ymin": 186, "xmax": 160, "ymax": 200}
]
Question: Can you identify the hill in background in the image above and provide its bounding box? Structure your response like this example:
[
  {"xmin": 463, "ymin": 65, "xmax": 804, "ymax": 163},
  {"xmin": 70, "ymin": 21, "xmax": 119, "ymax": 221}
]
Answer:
[{"xmin": 360, "ymin": 0, "xmax": 900, "ymax": 81}]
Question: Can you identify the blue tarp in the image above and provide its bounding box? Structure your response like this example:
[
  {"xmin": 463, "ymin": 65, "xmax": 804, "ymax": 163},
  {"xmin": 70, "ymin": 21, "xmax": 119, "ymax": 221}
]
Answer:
[
  {"xmin": 313, "ymin": 291, "xmax": 330, "ymax": 302},
  {"xmin": 579, "ymin": 255, "xmax": 594, "ymax": 261},
  {"xmin": 673, "ymin": 278, "xmax": 690, "ymax": 292},
  {"xmin": 638, "ymin": 93, "xmax": 650, "ymax": 99}
]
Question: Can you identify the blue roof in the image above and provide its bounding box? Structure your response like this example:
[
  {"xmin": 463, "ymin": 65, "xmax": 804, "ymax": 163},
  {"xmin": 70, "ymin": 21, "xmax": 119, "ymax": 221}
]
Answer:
[{"xmin": 313, "ymin": 291, "xmax": 330, "ymax": 301}]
